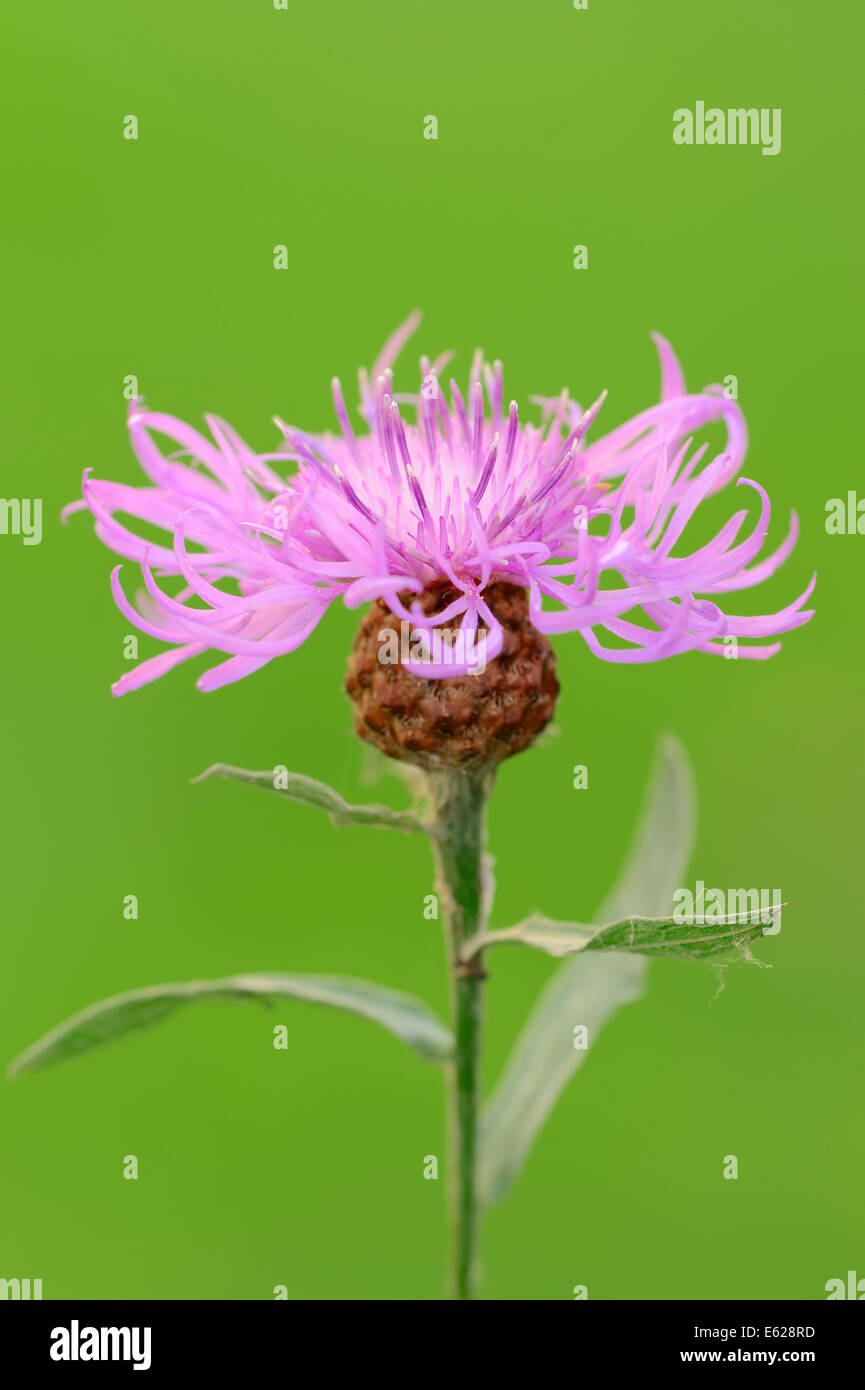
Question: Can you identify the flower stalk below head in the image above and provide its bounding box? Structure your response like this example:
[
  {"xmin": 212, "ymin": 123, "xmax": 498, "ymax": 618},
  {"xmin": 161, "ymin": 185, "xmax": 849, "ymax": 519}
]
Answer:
[
  {"xmin": 347, "ymin": 574, "xmax": 559, "ymax": 1297},
  {"xmin": 426, "ymin": 764, "xmax": 494, "ymax": 1300}
]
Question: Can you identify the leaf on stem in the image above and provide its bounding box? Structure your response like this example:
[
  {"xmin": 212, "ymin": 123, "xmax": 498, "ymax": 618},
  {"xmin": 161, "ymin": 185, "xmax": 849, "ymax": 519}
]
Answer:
[
  {"xmin": 193, "ymin": 763, "xmax": 431, "ymax": 835},
  {"xmin": 462, "ymin": 905, "xmax": 777, "ymax": 964},
  {"xmin": 478, "ymin": 735, "xmax": 697, "ymax": 1208},
  {"xmin": 8, "ymin": 973, "xmax": 454, "ymax": 1077}
]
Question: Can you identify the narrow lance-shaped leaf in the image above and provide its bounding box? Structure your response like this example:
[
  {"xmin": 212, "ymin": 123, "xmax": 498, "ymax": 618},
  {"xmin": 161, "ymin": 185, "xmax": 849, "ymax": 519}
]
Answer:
[
  {"xmin": 585, "ymin": 905, "xmax": 777, "ymax": 962},
  {"xmin": 478, "ymin": 734, "xmax": 696, "ymax": 1208},
  {"xmin": 8, "ymin": 973, "xmax": 454, "ymax": 1078},
  {"xmin": 462, "ymin": 904, "xmax": 779, "ymax": 964},
  {"xmin": 193, "ymin": 764, "xmax": 431, "ymax": 835}
]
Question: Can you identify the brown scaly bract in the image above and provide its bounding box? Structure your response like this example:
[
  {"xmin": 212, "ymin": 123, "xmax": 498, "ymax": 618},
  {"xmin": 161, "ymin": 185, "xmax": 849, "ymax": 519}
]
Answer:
[{"xmin": 345, "ymin": 582, "xmax": 559, "ymax": 771}]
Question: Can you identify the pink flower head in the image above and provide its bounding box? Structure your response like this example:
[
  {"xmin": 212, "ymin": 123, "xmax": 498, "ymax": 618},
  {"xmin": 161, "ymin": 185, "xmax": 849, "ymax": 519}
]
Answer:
[{"xmin": 68, "ymin": 314, "xmax": 814, "ymax": 694}]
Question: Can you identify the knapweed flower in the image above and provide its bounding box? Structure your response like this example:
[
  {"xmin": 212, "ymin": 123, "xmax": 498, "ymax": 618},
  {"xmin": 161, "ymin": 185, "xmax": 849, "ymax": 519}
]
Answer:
[{"xmin": 68, "ymin": 313, "xmax": 814, "ymax": 716}]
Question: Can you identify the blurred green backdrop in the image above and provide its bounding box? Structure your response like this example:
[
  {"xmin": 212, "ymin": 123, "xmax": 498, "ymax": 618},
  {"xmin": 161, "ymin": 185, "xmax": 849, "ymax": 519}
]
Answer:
[{"xmin": 1, "ymin": 0, "xmax": 862, "ymax": 1301}]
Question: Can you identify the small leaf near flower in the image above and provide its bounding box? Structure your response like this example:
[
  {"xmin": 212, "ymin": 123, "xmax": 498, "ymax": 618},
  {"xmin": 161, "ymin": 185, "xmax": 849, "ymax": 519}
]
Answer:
[{"xmin": 192, "ymin": 763, "xmax": 431, "ymax": 835}]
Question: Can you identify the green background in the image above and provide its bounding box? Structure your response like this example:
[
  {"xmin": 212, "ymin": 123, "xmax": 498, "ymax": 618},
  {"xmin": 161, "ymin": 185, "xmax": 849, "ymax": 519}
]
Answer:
[{"xmin": 1, "ymin": 0, "xmax": 861, "ymax": 1301}]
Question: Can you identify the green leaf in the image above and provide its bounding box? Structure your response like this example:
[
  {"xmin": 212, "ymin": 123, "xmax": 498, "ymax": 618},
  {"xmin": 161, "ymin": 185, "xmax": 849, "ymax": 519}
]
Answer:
[
  {"xmin": 462, "ymin": 905, "xmax": 777, "ymax": 964},
  {"xmin": 478, "ymin": 735, "xmax": 696, "ymax": 1208},
  {"xmin": 8, "ymin": 973, "xmax": 454, "ymax": 1077},
  {"xmin": 584, "ymin": 906, "xmax": 777, "ymax": 962},
  {"xmin": 462, "ymin": 917, "xmax": 594, "ymax": 959},
  {"xmin": 192, "ymin": 764, "xmax": 431, "ymax": 835}
]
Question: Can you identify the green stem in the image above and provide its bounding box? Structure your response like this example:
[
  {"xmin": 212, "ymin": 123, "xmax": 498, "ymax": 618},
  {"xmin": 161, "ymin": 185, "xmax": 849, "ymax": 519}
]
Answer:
[{"xmin": 427, "ymin": 766, "xmax": 494, "ymax": 1301}]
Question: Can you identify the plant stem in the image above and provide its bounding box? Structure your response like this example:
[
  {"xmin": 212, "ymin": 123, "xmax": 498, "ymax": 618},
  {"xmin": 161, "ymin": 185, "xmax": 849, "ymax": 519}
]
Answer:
[{"xmin": 427, "ymin": 766, "xmax": 494, "ymax": 1301}]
